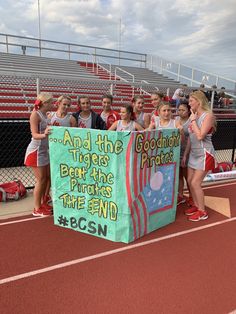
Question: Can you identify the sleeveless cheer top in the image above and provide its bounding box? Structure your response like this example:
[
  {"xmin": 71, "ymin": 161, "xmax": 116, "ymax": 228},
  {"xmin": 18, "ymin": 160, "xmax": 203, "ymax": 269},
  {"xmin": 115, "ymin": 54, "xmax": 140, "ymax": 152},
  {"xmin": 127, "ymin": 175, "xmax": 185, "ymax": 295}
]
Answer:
[
  {"xmin": 135, "ymin": 111, "xmax": 145, "ymax": 128},
  {"xmin": 50, "ymin": 112, "xmax": 71, "ymax": 127},
  {"xmin": 153, "ymin": 116, "xmax": 176, "ymax": 129},
  {"xmin": 175, "ymin": 116, "xmax": 191, "ymax": 160},
  {"xmin": 116, "ymin": 120, "xmax": 136, "ymax": 131},
  {"xmin": 24, "ymin": 111, "xmax": 51, "ymax": 167},
  {"xmin": 188, "ymin": 112, "xmax": 216, "ymax": 171}
]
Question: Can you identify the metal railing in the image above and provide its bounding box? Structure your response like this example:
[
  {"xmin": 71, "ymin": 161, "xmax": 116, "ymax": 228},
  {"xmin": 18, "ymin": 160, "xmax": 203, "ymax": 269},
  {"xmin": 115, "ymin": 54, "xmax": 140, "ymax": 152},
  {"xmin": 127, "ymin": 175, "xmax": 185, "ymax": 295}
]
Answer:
[
  {"xmin": 96, "ymin": 57, "xmax": 112, "ymax": 80},
  {"xmin": 147, "ymin": 54, "xmax": 236, "ymax": 95},
  {"xmin": 2, "ymin": 33, "xmax": 235, "ymax": 101},
  {"xmin": 0, "ymin": 33, "xmax": 147, "ymax": 67},
  {"xmin": 115, "ymin": 67, "xmax": 134, "ymax": 82}
]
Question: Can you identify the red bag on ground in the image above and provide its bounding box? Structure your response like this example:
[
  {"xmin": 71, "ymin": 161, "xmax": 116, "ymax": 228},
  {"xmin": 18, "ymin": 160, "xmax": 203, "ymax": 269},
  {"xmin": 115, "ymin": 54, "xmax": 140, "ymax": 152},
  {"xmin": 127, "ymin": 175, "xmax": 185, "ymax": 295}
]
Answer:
[
  {"xmin": 0, "ymin": 180, "xmax": 27, "ymax": 202},
  {"xmin": 212, "ymin": 162, "xmax": 233, "ymax": 173}
]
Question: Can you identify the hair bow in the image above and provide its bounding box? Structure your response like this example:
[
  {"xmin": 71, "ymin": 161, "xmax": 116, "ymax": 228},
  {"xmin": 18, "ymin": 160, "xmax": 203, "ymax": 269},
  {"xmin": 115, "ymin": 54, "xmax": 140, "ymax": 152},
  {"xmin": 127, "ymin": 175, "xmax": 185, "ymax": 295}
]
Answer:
[{"xmin": 34, "ymin": 99, "xmax": 42, "ymax": 110}]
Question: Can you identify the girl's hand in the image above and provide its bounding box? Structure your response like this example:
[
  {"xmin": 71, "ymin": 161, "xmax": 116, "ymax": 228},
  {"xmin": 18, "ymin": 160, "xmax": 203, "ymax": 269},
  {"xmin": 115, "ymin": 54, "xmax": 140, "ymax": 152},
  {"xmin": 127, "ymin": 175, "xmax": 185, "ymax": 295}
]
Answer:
[
  {"xmin": 147, "ymin": 122, "xmax": 155, "ymax": 130},
  {"xmin": 178, "ymin": 125, "xmax": 183, "ymax": 132},
  {"xmin": 190, "ymin": 109, "xmax": 197, "ymax": 122},
  {"xmin": 44, "ymin": 126, "xmax": 52, "ymax": 136}
]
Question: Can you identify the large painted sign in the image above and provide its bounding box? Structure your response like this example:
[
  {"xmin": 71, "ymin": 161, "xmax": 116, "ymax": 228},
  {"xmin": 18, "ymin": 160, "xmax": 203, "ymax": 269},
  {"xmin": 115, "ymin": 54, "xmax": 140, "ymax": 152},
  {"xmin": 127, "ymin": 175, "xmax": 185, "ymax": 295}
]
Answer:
[{"xmin": 49, "ymin": 127, "xmax": 180, "ymax": 243}]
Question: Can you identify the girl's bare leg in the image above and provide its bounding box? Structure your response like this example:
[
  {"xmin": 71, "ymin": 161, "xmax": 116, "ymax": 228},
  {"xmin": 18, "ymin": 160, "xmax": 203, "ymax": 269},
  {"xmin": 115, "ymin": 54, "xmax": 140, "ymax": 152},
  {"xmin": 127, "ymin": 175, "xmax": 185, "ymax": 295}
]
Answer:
[
  {"xmin": 32, "ymin": 166, "xmax": 48, "ymax": 209},
  {"xmin": 188, "ymin": 168, "xmax": 207, "ymax": 211}
]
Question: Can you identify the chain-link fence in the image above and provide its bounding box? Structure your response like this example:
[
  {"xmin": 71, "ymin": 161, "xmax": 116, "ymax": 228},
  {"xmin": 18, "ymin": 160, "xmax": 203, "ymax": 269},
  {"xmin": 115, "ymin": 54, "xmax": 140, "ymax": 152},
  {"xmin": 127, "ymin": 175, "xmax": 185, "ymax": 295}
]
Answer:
[
  {"xmin": 1, "ymin": 71, "xmax": 236, "ymax": 188},
  {"xmin": 0, "ymin": 118, "xmax": 236, "ymax": 188},
  {"xmin": 212, "ymin": 119, "xmax": 236, "ymax": 164},
  {"xmin": 0, "ymin": 119, "xmax": 35, "ymax": 188}
]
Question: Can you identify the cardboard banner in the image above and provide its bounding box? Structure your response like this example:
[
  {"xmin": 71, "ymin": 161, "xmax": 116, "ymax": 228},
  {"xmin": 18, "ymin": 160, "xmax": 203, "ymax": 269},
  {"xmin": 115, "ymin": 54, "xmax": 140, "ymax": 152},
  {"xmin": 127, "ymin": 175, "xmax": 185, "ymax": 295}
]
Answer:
[{"xmin": 49, "ymin": 127, "xmax": 181, "ymax": 243}]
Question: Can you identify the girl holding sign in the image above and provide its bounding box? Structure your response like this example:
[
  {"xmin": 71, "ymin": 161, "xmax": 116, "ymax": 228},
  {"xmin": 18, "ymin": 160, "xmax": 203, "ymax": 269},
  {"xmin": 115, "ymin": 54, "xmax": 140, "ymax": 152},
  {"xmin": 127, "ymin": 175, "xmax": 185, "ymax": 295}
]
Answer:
[
  {"xmin": 175, "ymin": 102, "xmax": 192, "ymax": 206},
  {"xmin": 24, "ymin": 93, "xmax": 53, "ymax": 217},
  {"xmin": 43, "ymin": 95, "xmax": 73, "ymax": 205},
  {"xmin": 109, "ymin": 104, "xmax": 144, "ymax": 131},
  {"xmin": 148, "ymin": 102, "xmax": 182, "ymax": 130},
  {"xmin": 49, "ymin": 95, "xmax": 74, "ymax": 127},
  {"xmin": 148, "ymin": 102, "xmax": 184, "ymax": 209}
]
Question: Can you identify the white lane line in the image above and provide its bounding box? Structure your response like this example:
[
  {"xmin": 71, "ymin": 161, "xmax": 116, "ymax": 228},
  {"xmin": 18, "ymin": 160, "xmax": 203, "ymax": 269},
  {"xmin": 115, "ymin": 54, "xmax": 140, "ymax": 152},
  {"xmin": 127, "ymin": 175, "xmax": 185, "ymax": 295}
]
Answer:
[
  {"xmin": 2, "ymin": 180, "xmax": 235, "ymax": 226},
  {"xmin": 0, "ymin": 216, "xmax": 48, "ymax": 226},
  {"xmin": 1, "ymin": 216, "xmax": 236, "ymax": 285},
  {"xmin": 203, "ymin": 181, "xmax": 236, "ymax": 190}
]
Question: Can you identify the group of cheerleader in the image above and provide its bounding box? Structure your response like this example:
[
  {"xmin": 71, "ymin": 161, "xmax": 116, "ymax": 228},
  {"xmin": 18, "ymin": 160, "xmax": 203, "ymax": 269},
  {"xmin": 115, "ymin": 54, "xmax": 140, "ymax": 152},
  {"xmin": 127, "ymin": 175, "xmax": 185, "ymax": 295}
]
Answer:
[{"xmin": 25, "ymin": 90, "xmax": 216, "ymax": 222}]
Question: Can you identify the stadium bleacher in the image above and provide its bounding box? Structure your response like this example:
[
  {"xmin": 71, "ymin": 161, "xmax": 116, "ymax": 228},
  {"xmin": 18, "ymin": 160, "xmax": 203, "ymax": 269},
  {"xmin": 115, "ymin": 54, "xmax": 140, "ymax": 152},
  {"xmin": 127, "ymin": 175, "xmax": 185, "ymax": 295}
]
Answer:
[
  {"xmin": 0, "ymin": 51, "xmax": 235, "ymax": 119},
  {"xmin": 0, "ymin": 43, "xmax": 235, "ymax": 187}
]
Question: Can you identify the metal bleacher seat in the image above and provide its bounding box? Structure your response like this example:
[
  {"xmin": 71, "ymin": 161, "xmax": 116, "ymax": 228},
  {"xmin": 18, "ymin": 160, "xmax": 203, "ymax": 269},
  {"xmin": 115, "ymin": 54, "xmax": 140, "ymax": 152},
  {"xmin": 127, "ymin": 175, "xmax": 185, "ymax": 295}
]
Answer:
[{"xmin": 0, "ymin": 52, "xmax": 235, "ymax": 119}]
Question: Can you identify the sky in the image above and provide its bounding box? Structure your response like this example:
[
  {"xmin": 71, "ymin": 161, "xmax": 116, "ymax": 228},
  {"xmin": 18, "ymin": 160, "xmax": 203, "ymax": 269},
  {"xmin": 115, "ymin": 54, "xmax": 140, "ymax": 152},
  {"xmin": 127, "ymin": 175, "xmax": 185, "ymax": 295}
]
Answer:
[{"xmin": 0, "ymin": 0, "xmax": 236, "ymax": 81}]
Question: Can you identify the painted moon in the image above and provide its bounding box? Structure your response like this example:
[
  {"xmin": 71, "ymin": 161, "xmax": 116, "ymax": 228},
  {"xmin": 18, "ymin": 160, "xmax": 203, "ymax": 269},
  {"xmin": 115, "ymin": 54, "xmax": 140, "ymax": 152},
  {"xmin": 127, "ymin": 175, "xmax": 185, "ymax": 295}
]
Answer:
[{"xmin": 150, "ymin": 171, "xmax": 163, "ymax": 190}]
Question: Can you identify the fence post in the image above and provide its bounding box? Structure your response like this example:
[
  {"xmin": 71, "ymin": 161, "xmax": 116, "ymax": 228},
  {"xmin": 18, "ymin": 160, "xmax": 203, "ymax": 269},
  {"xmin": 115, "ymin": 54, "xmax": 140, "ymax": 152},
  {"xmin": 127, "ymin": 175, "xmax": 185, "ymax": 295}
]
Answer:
[
  {"xmin": 150, "ymin": 55, "xmax": 153, "ymax": 71},
  {"xmin": 109, "ymin": 83, "xmax": 114, "ymax": 95},
  {"xmin": 68, "ymin": 44, "xmax": 71, "ymax": 60},
  {"xmin": 39, "ymin": 38, "xmax": 41, "ymax": 57},
  {"xmin": 6, "ymin": 35, "xmax": 9, "ymax": 53},
  {"xmin": 232, "ymin": 125, "xmax": 236, "ymax": 163},
  {"xmin": 191, "ymin": 68, "xmax": 194, "ymax": 87},
  {"xmin": 167, "ymin": 87, "xmax": 170, "ymax": 97},
  {"xmin": 132, "ymin": 85, "xmax": 134, "ymax": 98},
  {"xmin": 94, "ymin": 48, "xmax": 97, "ymax": 64},
  {"xmin": 177, "ymin": 64, "xmax": 180, "ymax": 82},
  {"xmin": 144, "ymin": 54, "xmax": 147, "ymax": 68},
  {"xmin": 36, "ymin": 77, "xmax": 40, "ymax": 95},
  {"xmin": 92, "ymin": 54, "xmax": 95, "ymax": 72},
  {"xmin": 210, "ymin": 90, "xmax": 215, "ymax": 110}
]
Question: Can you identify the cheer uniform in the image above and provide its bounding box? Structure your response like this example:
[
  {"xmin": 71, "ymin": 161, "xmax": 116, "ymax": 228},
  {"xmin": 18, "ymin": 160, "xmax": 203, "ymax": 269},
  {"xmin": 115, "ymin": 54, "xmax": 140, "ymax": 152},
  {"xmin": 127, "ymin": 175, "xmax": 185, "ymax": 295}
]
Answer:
[
  {"xmin": 100, "ymin": 110, "xmax": 120, "ymax": 129},
  {"xmin": 134, "ymin": 112, "xmax": 144, "ymax": 128},
  {"xmin": 153, "ymin": 116, "xmax": 176, "ymax": 129},
  {"xmin": 72, "ymin": 110, "xmax": 106, "ymax": 130},
  {"xmin": 188, "ymin": 112, "xmax": 216, "ymax": 171},
  {"xmin": 24, "ymin": 111, "xmax": 51, "ymax": 167},
  {"xmin": 77, "ymin": 113, "xmax": 92, "ymax": 128},
  {"xmin": 116, "ymin": 120, "xmax": 136, "ymax": 131},
  {"xmin": 50, "ymin": 112, "xmax": 71, "ymax": 127}
]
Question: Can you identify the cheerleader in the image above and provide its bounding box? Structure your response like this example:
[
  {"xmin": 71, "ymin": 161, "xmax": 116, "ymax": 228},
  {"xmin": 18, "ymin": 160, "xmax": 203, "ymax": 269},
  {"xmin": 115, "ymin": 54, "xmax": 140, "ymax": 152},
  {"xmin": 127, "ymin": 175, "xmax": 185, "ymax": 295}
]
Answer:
[
  {"xmin": 132, "ymin": 95, "xmax": 150, "ymax": 128},
  {"xmin": 109, "ymin": 103, "xmax": 144, "ymax": 131},
  {"xmin": 25, "ymin": 93, "xmax": 53, "ymax": 217}
]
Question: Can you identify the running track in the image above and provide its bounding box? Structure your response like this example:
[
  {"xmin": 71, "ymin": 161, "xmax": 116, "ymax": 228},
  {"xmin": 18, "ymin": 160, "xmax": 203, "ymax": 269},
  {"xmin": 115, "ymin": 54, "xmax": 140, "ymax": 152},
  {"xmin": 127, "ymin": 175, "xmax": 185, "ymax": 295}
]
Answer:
[{"xmin": 1, "ymin": 181, "xmax": 236, "ymax": 314}]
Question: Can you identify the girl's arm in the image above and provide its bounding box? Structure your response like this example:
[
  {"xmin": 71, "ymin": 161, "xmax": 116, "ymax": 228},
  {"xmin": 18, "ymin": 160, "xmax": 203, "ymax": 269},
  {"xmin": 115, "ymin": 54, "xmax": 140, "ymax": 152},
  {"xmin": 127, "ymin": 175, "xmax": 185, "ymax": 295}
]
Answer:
[
  {"xmin": 69, "ymin": 115, "xmax": 74, "ymax": 127},
  {"xmin": 135, "ymin": 122, "xmax": 144, "ymax": 131},
  {"xmin": 70, "ymin": 115, "xmax": 78, "ymax": 127},
  {"xmin": 182, "ymin": 137, "xmax": 191, "ymax": 167},
  {"xmin": 175, "ymin": 120, "xmax": 185, "ymax": 142},
  {"xmin": 47, "ymin": 112, "xmax": 52, "ymax": 119},
  {"xmin": 108, "ymin": 120, "xmax": 118, "ymax": 131},
  {"xmin": 147, "ymin": 121, "xmax": 156, "ymax": 130},
  {"xmin": 190, "ymin": 112, "xmax": 215, "ymax": 140},
  {"xmin": 30, "ymin": 111, "xmax": 51, "ymax": 140},
  {"xmin": 175, "ymin": 119, "xmax": 182, "ymax": 129},
  {"xmin": 143, "ymin": 113, "xmax": 151, "ymax": 129}
]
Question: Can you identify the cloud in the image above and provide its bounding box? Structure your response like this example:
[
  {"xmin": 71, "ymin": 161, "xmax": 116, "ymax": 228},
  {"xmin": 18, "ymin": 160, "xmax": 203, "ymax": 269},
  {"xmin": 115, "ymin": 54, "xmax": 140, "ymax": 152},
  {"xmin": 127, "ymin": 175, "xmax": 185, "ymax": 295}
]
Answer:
[{"xmin": 0, "ymin": 0, "xmax": 235, "ymax": 80}]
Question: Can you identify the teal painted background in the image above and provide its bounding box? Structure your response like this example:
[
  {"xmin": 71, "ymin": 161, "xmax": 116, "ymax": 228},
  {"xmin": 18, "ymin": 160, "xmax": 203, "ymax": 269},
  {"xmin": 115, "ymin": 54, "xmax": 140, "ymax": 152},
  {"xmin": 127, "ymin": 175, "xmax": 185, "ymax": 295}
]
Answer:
[{"xmin": 49, "ymin": 127, "xmax": 180, "ymax": 243}]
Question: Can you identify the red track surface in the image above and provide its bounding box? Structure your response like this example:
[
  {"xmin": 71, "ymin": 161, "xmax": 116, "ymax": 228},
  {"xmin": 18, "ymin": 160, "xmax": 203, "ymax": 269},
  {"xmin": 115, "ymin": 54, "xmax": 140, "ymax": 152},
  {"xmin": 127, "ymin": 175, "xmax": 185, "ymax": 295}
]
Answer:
[{"xmin": 1, "ymin": 182, "xmax": 236, "ymax": 314}]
